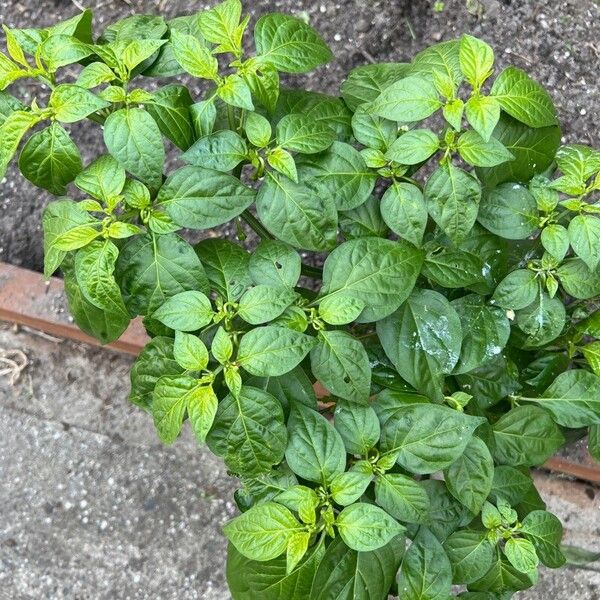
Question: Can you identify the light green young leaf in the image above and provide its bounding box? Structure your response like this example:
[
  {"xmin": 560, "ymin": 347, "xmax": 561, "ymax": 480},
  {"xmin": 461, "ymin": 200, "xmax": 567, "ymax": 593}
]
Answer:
[
  {"xmin": 582, "ymin": 342, "xmax": 600, "ymax": 376},
  {"xmin": 504, "ymin": 538, "xmax": 539, "ymax": 574},
  {"xmin": 244, "ymin": 111, "xmax": 272, "ymax": 147},
  {"xmin": 173, "ymin": 330, "xmax": 209, "ymax": 370},
  {"xmin": 49, "ymin": 84, "xmax": 110, "ymax": 123},
  {"xmin": 223, "ymin": 502, "xmax": 303, "ymax": 562},
  {"xmin": 254, "ymin": 13, "xmax": 332, "ymax": 73},
  {"xmin": 0, "ymin": 110, "xmax": 42, "ymax": 178},
  {"xmin": 75, "ymin": 155, "xmax": 126, "ymax": 202},
  {"xmin": 317, "ymin": 295, "xmax": 365, "ymax": 325},
  {"xmin": 187, "ymin": 383, "xmax": 218, "ymax": 443},
  {"xmin": 459, "ymin": 34, "xmax": 494, "ymax": 89},
  {"xmin": 190, "ymin": 99, "xmax": 217, "ymax": 138},
  {"xmin": 541, "ymin": 224, "xmax": 569, "ymax": 262},
  {"xmin": 336, "ymin": 503, "xmax": 404, "ymax": 552},
  {"xmin": 211, "ymin": 326, "xmax": 233, "ymax": 364},
  {"xmin": 385, "ymin": 128, "xmax": 439, "ymax": 165},
  {"xmin": 457, "ymin": 129, "xmax": 514, "ymax": 167},
  {"xmin": 218, "ymin": 74, "xmax": 254, "ymax": 110},
  {"xmin": 330, "ymin": 471, "xmax": 372, "ymax": 506},
  {"xmin": 237, "ymin": 326, "xmax": 315, "ymax": 376},
  {"xmin": 77, "ymin": 62, "xmax": 117, "ymax": 88},
  {"xmin": 268, "ymin": 147, "xmax": 298, "ymax": 182},
  {"xmin": 276, "ymin": 113, "xmax": 335, "ymax": 154},
  {"xmin": 198, "ymin": 0, "xmax": 245, "ymax": 55},
  {"xmin": 153, "ymin": 290, "xmax": 213, "ymax": 332},
  {"xmin": 40, "ymin": 34, "xmax": 93, "ymax": 71},
  {"xmin": 368, "ymin": 76, "xmax": 441, "ymax": 122},
  {"xmin": 491, "ymin": 66, "xmax": 558, "ymax": 128},
  {"xmin": 520, "ymin": 510, "xmax": 565, "ymax": 568},
  {"xmin": 171, "ymin": 30, "xmax": 218, "ymax": 79},
  {"xmin": 464, "ymin": 95, "xmax": 500, "ymax": 142},
  {"xmin": 568, "ymin": 215, "xmax": 600, "ymax": 271}
]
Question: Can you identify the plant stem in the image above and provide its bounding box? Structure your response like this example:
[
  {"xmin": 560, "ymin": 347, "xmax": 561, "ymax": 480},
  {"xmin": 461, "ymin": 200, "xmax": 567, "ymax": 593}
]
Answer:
[
  {"xmin": 301, "ymin": 263, "xmax": 323, "ymax": 279},
  {"xmin": 240, "ymin": 209, "xmax": 274, "ymax": 240}
]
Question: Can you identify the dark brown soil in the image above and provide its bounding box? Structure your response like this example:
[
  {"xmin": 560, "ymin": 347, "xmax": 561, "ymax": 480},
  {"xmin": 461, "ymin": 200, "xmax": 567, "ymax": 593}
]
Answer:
[{"xmin": 1, "ymin": 0, "xmax": 599, "ymax": 271}]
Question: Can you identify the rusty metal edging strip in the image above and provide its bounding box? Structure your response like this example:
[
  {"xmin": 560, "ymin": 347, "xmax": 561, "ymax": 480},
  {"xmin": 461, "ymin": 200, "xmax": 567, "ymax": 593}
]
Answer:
[
  {"xmin": 1, "ymin": 260, "xmax": 599, "ymax": 483},
  {"xmin": 0, "ymin": 261, "xmax": 149, "ymax": 355}
]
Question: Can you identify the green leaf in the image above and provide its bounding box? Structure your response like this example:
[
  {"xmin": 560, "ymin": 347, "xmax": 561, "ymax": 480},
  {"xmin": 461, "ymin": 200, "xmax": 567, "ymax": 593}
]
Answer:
[
  {"xmin": 75, "ymin": 155, "xmax": 126, "ymax": 202},
  {"xmin": 207, "ymin": 386, "xmax": 287, "ymax": 476},
  {"xmin": 276, "ymin": 113, "xmax": 335, "ymax": 154},
  {"xmin": 368, "ymin": 76, "xmax": 441, "ymax": 122},
  {"xmin": 211, "ymin": 326, "xmax": 233, "ymax": 364},
  {"xmin": 254, "ymin": 14, "xmax": 332, "ymax": 73},
  {"xmin": 219, "ymin": 73, "xmax": 254, "ymax": 110},
  {"xmin": 145, "ymin": 84, "xmax": 195, "ymax": 151},
  {"xmin": 330, "ymin": 471, "xmax": 372, "ymax": 506},
  {"xmin": 457, "ymin": 130, "xmax": 514, "ymax": 167},
  {"xmin": 152, "ymin": 290, "xmax": 213, "ymax": 332},
  {"xmin": 0, "ymin": 110, "xmax": 42, "ymax": 179},
  {"xmin": 311, "ymin": 535, "xmax": 404, "ymax": 600},
  {"xmin": 385, "ymin": 129, "xmax": 439, "ymax": 165},
  {"xmin": 378, "ymin": 403, "xmax": 484, "ymax": 474},
  {"xmin": 443, "ymin": 530, "xmax": 495, "ymax": 584},
  {"xmin": 248, "ymin": 240, "xmax": 301, "ymax": 289},
  {"xmin": 238, "ymin": 326, "xmax": 315, "ymax": 377},
  {"xmin": 491, "ymin": 66, "xmax": 557, "ymax": 128},
  {"xmin": 103, "ymin": 108, "xmax": 165, "ymax": 189},
  {"xmin": 18, "ymin": 122, "xmax": 82, "ymax": 194},
  {"xmin": 515, "ymin": 290, "xmax": 565, "ymax": 347},
  {"xmin": 490, "ymin": 466, "xmax": 533, "ymax": 506},
  {"xmin": 317, "ymin": 296, "xmax": 365, "ymax": 325},
  {"xmin": 285, "ymin": 403, "xmax": 346, "ymax": 485},
  {"xmin": 198, "ymin": 0, "xmax": 244, "ymax": 54},
  {"xmin": 380, "ymin": 182, "xmax": 427, "ymax": 246},
  {"xmin": 424, "ymin": 164, "xmax": 482, "ymax": 245},
  {"xmin": 477, "ymin": 116, "xmax": 560, "ymax": 193},
  {"xmin": 397, "ymin": 528, "xmax": 452, "ymax": 600},
  {"xmin": 341, "ymin": 62, "xmax": 410, "ymax": 111},
  {"xmin": 40, "ymin": 34, "xmax": 93, "ymax": 71},
  {"xmin": 492, "ymin": 269, "xmax": 539, "ymax": 310},
  {"xmin": 116, "ymin": 232, "xmax": 209, "ymax": 315},
  {"xmin": 268, "ymin": 147, "xmax": 298, "ymax": 182},
  {"xmin": 173, "ymin": 330, "xmax": 209, "ymax": 370},
  {"xmin": 521, "ymin": 370, "xmax": 600, "ymax": 428},
  {"xmin": 459, "ymin": 35, "xmax": 494, "ymax": 89},
  {"xmin": 422, "ymin": 248, "xmax": 487, "ymax": 290},
  {"xmin": 128, "ymin": 337, "xmax": 183, "ymax": 408},
  {"xmin": 478, "ymin": 182, "xmax": 538, "ymax": 239},
  {"xmin": 504, "ymin": 538, "xmax": 538, "ymax": 574},
  {"xmin": 452, "ymin": 295, "xmax": 510, "ymax": 375},
  {"xmin": 243, "ymin": 63, "xmax": 279, "ymax": 113},
  {"xmin": 224, "ymin": 502, "xmax": 303, "ymax": 561},
  {"xmin": 469, "ymin": 550, "xmax": 536, "ymax": 593},
  {"xmin": 568, "ymin": 215, "xmax": 600, "ymax": 271},
  {"xmin": 443, "ymin": 436, "xmax": 494, "ymax": 514},
  {"xmin": 62, "ymin": 260, "xmax": 130, "ymax": 345},
  {"xmin": 351, "ymin": 106, "xmax": 397, "ymax": 151},
  {"xmin": 297, "ymin": 141, "xmax": 376, "ymax": 211},
  {"xmin": 464, "ymin": 95, "xmax": 500, "ymax": 142},
  {"xmin": 183, "ymin": 130, "xmax": 248, "ymax": 172},
  {"xmin": 377, "ymin": 289, "xmax": 462, "ymax": 401},
  {"xmin": 339, "ymin": 195, "xmax": 389, "ymax": 240},
  {"xmin": 374, "ymin": 473, "xmax": 430, "ymax": 524},
  {"xmin": 320, "ymin": 238, "xmax": 423, "ymax": 323},
  {"xmin": 195, "ymin": 238, "xmax": 251, "ymax": 301},
  {"xmin": 541, "ymin": 224, "xmax": 569, "ymax": 262},
  {"xmin": 42, "ymin": 199, "xmax": 96, "ymax": 277},
  {"xmin": 410, "ymin": 40, "xmax": 462, "ymax": 86},
  {"xmin": 153, "ymin": 375, "xmax": 208, "ymax": 443},
  {"xmin": 227, "ymin": 540, "xmax": 325, "ymax": 600},
  {"xmin": 443, "ymin": 98, "xmax": 464, "ymax": 131},
  {"xmin": 520, "ymin": 510, "xmax": 565, "ymax": 568},
  {"xmin": 310, "ymin": 330, "xmax": 371, "ymax": 404},
  {"xmin": 492, "ymin": 405, "xmax": 564, "ymax": 466},
  {"xmin": 582, "ymin": 342, "xmax": 600, "ymax": 376},
  {"xmin": 336, "ymin": 503, "xmax": 403, "ymax": 552},
  {"xmin": 557, "ymin": 258, "xmax": 600, "ymax": 300},
  {"xmin": 556, "ymin": 144, "xmax": 600, "ymax": 183},
  {"xmin": 187, "ymin": 383, "xmax": 218, "ymax": 443},
  {"xmin": 245, "ymin": 111, "xmax": 272, "ymax": 148},
  {"xmin": 74, "ymin": 240, "xmax": 129, "ymax": 323},
  {"xmin": 77, "ymin": 62, "xmax": 116, "ymax": 88},
  {"xmin": 170, "ymin": 29, "xmax": 217, "ymax": 79},
  {"xmin": 190, "ymin": 99, "xmax": 217, "ymax": 138},
  {"xmin": 256, "ymin": 172, "xmax": 337, "ymax": 251},
  {"xmin": 157, "ymin": 166, "xmax": 255, "ymax": 230},
  {"xmin": 238, "ymin": 285, "xmax": 297, "ymax": 325},
  {"xmin": 49, "ymin": 84, "xmax": 110, "ymax": 123},
  {"xmin": 334, "ymin": 399, "xmax": 380, "ymax": 455}
]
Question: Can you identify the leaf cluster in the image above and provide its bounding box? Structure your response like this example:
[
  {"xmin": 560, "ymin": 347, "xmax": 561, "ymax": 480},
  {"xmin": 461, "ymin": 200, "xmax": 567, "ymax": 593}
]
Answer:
[{"xmin": 2, "ymin": 4, "xmax": 600, "ymax": 598}]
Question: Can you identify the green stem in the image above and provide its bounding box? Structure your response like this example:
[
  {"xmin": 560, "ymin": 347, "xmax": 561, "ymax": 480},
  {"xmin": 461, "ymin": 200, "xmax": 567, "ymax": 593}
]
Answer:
[
  {"xmin": 240, "ymin": 209, "xmax": 274, "ymax": 240},
  {"xmin": 301, "ymin": 263, "xmax": 323, "ymax": 279}
]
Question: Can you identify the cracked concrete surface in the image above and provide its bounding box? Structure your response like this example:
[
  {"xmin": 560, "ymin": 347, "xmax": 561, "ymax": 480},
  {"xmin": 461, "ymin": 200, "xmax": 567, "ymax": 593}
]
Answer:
[{"xmin": 0, "ymin": 322, "xmax": 599, "ymax": 599}]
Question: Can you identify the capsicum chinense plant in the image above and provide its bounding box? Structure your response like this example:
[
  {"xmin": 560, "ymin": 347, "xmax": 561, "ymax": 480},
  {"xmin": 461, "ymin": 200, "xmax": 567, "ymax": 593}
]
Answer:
[{"xmin": 1, "ymin": 1, "xmax": 600, "ymax": 597}]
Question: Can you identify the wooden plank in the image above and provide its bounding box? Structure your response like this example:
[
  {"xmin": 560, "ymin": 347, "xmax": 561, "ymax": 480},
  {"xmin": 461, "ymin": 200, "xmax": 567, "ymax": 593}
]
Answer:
[
  {"xmin": 0, "ymin": 261, "xmax": 149, "ymax": 355},
  {"xmin": 1, "ymin": 260, "xmax": 600, "ymax": 483}
]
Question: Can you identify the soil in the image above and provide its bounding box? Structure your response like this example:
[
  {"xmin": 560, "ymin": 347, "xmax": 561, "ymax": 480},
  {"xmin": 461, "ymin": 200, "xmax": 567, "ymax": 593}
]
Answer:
[{"xmin": 0, "ymin": 0, "xmax": 599, "ymax": 271}]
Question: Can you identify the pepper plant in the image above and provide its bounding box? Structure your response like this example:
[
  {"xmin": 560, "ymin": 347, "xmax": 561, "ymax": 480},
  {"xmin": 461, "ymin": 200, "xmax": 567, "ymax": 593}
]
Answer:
[{"xmin": 1, "ymin": 2, "xmax": 600, "ymax": 597}]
